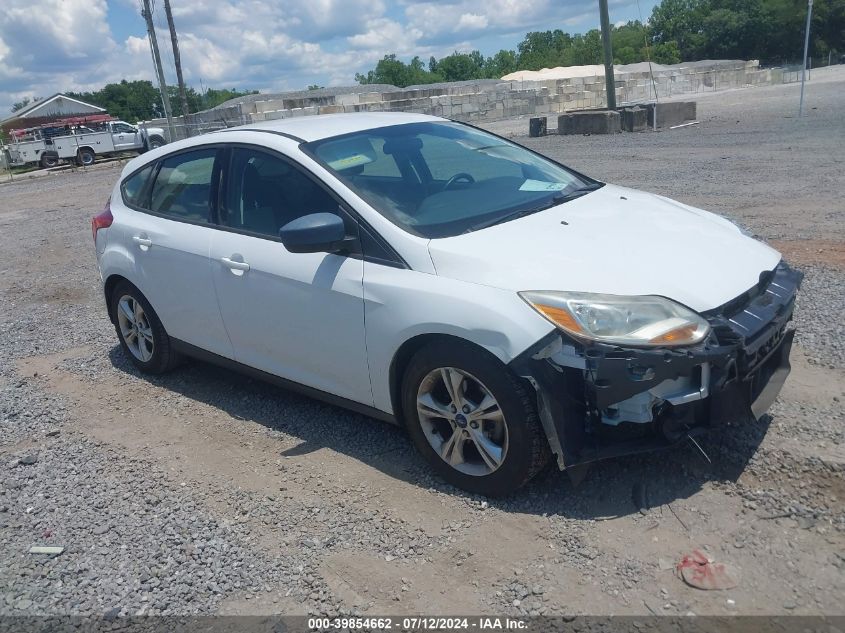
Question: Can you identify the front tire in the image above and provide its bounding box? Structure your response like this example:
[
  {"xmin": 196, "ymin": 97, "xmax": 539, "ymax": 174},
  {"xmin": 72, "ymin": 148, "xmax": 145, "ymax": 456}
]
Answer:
[
  {"xmin": 110, "ymin": 281, "xmax": 178, "ymax": 374},
  {"xmin": 147, "ymin": 136, "xmax": 164, "ymax": 150},
  {"xmin": 402, "ymin": 340, "xmax": 550, "ymax": 496}
]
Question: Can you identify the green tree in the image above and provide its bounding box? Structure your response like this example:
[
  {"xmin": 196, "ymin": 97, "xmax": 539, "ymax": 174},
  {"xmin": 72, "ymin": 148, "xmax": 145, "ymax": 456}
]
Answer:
[
  {"xmin": 651, "ymin": 41, "xmax": 682, "ymax": 64},
  {"xmin": 355, "ymin": 54, "xmax": 441, "ymax": 87},
  {"xmin": 612, "ymin": 21, "xmax": 650, "ymax": 64},
  {"xmin": 436, "ymin": 51, "xmax": 485, "ymax": 82},
  {"xmin": 200, "ymin": 88, "xmax": 259, "ymax": 110},
  {"xmin": 566, "ymin": 30, "xmax": 604, "ymax": 65},
  {"xmin": 66, "ymin": 81, "xmax": 258, "ymax": 120},
  {"xmin": 649, "ymin": 0, "xmax": 709, "ymax": 59},
  {"xmin": 11, "ymin": 96, "xmax": 42, "ymax": 113},
  {"xmin": 516, "ymin": 30, "xmax": 573, "ymax": 69},
  {"xmin": 67, "ymin": 80, "xmax": 162, "ymax": 121},
  {"xmin": 484, "ymin": 49, "xmax": 519, "ymax": 77}
]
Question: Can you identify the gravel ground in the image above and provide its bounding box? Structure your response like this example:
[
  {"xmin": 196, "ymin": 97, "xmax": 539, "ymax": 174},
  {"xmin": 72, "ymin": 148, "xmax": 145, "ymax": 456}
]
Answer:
[{"xmin": 1, "ymin": 70, "xmax": 843, "ymax": 619}]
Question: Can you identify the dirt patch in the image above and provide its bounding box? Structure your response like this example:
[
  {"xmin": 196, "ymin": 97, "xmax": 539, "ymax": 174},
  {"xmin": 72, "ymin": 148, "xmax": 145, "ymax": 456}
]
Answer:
[{"xmin": 769, "ymin": 239, "xmax": 845, "ymax": 270}]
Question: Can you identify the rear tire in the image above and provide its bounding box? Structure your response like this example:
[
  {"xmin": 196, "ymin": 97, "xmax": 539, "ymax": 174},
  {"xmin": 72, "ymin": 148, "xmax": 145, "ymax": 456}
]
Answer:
[
  {"xmin": 76, "ymin": 148, "xmax": 95, "ymax": 166},
  {"xmin": 40, "ymin": 153, "xmax": 59, "ymax": 169},
  {"xmin": 110, "ymin": 281, "xmax": 179, "ymax": 374},
  {"xmin": 402, "ymin": 340, "xmax": 550, "ymax": 496}
]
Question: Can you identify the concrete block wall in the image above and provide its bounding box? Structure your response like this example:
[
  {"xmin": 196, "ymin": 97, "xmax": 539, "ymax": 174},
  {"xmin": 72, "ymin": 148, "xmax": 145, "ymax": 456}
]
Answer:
[{"xmin": 146, "ymin": 60, "xmax": 785, "ymax": 138}]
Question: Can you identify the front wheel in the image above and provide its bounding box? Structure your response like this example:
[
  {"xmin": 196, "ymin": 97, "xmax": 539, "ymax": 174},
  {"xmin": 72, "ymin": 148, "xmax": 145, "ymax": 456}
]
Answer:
[
  {"xmin": 147, "ymin": 136, "xmax": 164, "ymax": 150},
  {"xmin": 402, "ymin": 341, "xmax": 550, "ymax": 496},
  {"xmin": 110, "ymin": 281, "xmax": 179, "ymax": 374}
]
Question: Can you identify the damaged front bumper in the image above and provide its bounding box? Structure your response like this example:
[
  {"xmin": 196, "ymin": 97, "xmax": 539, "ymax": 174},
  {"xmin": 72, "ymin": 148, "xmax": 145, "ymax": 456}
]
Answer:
[{"xmin": 510, "ymin": 261, "xmax": 803, "ymax": 469}]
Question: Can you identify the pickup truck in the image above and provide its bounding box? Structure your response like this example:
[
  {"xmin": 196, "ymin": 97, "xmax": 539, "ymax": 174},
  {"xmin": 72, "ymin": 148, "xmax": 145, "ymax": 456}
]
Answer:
[{"xmin": 5, "ymin": 119, "xmax": 167, "ymax": 169}]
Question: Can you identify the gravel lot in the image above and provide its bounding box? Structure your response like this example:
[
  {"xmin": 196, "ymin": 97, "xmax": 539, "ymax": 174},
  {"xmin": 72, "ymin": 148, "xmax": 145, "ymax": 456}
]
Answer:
[{"xmin": 1, "ymin": 69, "xmax": 843, "ymax": 619}]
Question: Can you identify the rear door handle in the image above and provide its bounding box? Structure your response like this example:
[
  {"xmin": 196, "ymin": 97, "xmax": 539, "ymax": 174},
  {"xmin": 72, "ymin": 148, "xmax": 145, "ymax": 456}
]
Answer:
[
  {"xmin": 132, "ymin": 235, "xmax": 152, "ymax": 249},
  {"xmin": 221, "ymin": 257, "xmax": 250, "ymax": 272}
]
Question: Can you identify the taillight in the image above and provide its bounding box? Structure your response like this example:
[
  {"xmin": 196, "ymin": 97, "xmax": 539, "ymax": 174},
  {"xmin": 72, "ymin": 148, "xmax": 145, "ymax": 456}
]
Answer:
[{"xmin": 92, "ymin": 198, "xmax": 114, "ymax": 242}]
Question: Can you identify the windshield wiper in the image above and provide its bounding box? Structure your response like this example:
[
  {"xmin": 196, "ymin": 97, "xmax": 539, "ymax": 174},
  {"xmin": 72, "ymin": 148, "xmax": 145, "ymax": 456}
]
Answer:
[{"xmin": 464, "ymin": 182, "xmax": 604, "ymax": 233}]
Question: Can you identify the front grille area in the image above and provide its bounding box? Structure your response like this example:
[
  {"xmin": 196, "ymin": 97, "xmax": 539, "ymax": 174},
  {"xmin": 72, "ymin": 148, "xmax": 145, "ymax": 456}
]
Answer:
[{"xmin": 705, "ymin": 261, "xmax": 802, "ymax": 375}]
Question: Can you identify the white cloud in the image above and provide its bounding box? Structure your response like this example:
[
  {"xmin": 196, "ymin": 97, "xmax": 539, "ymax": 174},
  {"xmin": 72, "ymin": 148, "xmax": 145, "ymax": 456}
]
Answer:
[{"xmin": 455, "ymin": 13, "xmax": 489, "ymax": 32}]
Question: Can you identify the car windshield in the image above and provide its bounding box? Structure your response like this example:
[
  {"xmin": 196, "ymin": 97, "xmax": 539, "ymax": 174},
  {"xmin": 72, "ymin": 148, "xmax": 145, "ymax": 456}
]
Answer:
[{"xmin": 304, "ymin": 121, "xmax": 600, "ymax": 238}]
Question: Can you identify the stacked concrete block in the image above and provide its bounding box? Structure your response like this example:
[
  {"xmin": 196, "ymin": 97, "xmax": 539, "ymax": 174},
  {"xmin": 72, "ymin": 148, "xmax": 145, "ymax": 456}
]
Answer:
[
  {"xmin": 645, "ymin": 101, "xmax": 696, "ymax": 128},
  {"xmin": 558, "ymin": 110, "xmax": 621, "ymax": 135},
  {"xmin": 621, "ymin": 107, "xmax": 647, "ymax": 132},
  {"xmin": 529, "ymin": 117, "xmax": 547, "ymax": 137},
  {"xmin": 167, "ymin": 59, "xmax": 783, "ymax": 131}
]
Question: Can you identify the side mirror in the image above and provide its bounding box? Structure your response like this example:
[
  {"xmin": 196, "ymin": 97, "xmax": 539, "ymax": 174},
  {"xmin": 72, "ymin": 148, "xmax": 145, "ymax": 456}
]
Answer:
[{"xmin": 279, "ymin": 213, "xmax": 356, "ymax": 254}]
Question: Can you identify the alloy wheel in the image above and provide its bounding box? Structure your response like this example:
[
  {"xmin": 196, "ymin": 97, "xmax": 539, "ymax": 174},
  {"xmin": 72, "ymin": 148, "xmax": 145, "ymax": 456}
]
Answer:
[
  {"xmin": 117, "ymin": 295, "xmax": 154, "ymax": 362},
  {"xmin": 416, "ymin": 367, "xmax": 508, "ymax": 476}
]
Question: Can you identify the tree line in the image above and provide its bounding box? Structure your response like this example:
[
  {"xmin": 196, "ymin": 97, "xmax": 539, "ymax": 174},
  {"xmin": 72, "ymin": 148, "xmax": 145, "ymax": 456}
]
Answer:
[
  {"xmin": 357, "ymin": 0, "xmax": 844, "ymax": 88},
  {"xmin": 65, "ymin": 82, "xmax": 259, "ymax": 122},
  {"xmin": 11, "ymin": 81, "xmax": 258, "ymax": 122}
]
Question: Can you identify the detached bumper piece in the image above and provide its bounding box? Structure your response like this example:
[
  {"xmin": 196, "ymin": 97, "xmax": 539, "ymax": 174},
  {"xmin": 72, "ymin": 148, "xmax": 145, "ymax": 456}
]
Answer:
[{"xmin": 511, "ymin": 262, "xmax": 803, "ymax": 469}]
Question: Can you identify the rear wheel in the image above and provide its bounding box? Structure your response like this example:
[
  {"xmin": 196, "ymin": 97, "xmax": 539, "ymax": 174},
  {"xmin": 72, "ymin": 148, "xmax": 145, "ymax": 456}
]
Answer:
[
  {"xmin": 76, "ymin": 148, "xmax": 95, "ymax": 166},
  {"xmin": 402, "ymin": 340, "xmax": 550, "ymax": 496},
  {"xmin": 110, "ymin": 281, "xmax": 178, "ymax": 374},
  {"xmin": 40, "ymin": 153, "xmax": 59, "ymax": 169}
]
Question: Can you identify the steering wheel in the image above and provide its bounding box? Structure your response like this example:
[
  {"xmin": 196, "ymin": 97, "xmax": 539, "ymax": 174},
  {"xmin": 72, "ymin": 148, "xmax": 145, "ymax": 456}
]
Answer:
[{"xmin": 442, "ymin": 172, "xmax": 475, "ymax": 191}]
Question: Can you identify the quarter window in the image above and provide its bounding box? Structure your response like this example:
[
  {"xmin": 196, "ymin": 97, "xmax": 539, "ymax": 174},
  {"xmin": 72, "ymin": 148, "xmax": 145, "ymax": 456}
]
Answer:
[
  {"xmin": 149, "ymin": 148, "xmax": 217, "ymax": 222},
  {"xmin": 220, "ymin": 147, "xmax": 339, "ymax": 238},
  {"xmin": 121, "ymin": 164, "xmax": 154, "ymax": 208}
]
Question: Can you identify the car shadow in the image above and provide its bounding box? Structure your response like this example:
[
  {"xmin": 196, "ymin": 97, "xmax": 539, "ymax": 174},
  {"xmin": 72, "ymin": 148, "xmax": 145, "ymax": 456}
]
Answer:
[{"xmin": 108, "ymin": 345, "xmax": 772, "ymax": 519}]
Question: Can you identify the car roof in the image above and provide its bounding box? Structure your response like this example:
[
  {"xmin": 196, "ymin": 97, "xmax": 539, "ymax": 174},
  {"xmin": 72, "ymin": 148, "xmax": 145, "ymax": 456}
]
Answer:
[{"xmin": 221, "ymin": 112, "xmax": 445, "ymax": 143}]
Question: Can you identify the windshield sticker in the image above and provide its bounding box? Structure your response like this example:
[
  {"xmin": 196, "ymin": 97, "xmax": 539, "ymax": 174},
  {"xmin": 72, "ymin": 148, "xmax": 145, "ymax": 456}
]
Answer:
[
  {"xmin": 327, "ymin": 153, "xmax": 374, "ymax": 170},
  {"xmin": 519, "ymin": 179, "xmax": 568, "ymax": 192}
]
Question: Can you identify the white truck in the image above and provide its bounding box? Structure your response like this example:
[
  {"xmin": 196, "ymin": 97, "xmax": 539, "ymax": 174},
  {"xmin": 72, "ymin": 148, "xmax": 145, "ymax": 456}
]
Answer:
[{"xmin": 4, "ymin": 116, "xmax": 167, "ymax": 169}]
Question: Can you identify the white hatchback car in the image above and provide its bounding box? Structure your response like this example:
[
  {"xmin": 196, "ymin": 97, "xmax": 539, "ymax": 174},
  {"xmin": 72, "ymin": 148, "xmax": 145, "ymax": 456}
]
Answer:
[{"xmin": 93, "ymin": 112, "xmax": 801, "ymax": 495}]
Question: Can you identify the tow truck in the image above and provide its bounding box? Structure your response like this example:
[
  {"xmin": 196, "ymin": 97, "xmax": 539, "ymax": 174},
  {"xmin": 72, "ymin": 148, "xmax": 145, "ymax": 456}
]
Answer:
[{"xmin": 3, "ymin": 115, "xmax": 167, "ymax": 169}]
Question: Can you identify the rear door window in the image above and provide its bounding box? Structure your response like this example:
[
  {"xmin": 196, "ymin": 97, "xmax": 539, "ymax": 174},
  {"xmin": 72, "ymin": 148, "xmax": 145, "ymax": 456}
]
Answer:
[{"xmin": 149, "ymin": 148, "xmax": 218, "ymax": 223}]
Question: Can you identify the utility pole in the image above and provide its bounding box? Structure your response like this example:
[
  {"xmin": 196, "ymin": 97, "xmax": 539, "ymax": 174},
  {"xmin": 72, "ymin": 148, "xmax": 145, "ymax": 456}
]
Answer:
[
  {"xmin": 141, "ymin": 0, "xmax": 176, "ymax": 141},
  {"xmin": 163, "ymin": 0, "xmax": 191, "ymax": 135},
  {"xmin": 598, "ymin": 0, "xmax": 617, "ymax": 110},
  {"xmin": 799, "ymin": 0, "xmax": 813, "ymax": 116}
]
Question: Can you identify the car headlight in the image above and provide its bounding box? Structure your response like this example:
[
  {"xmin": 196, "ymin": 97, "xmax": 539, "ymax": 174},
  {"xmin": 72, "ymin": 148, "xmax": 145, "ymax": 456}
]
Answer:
[{"xmin": 519, "ymin": 291, "xmax": 711, "ymax": 347}]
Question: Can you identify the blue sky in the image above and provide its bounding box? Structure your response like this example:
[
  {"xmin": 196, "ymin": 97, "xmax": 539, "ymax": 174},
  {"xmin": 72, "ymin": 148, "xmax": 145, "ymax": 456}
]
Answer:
[{"xmin": 1, "ymin": 0, "xmax": 660, "ymax": 114}]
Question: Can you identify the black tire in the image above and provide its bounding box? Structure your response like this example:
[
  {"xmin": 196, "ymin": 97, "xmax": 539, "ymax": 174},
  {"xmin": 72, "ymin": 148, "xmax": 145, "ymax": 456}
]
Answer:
[
  {"xmin": 77, "ymin": 148, "xmax": 95, "ymax": 166},
  {"xmin": 40, "ymin": 153, "xmax": 59, "ymax": 169},
  {"xmin": 110, "ymin": 281, "xmax": 179, "ymax": 374},
  {"xmin": 402, "ymin": 340, "xmax": 550, "ymax": 496},
  {"xmin": 147, "ymin": 136, "xmax": 164, "ymax": 149}
]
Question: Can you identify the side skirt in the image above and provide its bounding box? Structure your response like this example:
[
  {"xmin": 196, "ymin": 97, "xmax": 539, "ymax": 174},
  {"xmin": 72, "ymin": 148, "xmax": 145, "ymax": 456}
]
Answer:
[{"xmin": 170, "ymin": 339, "xmax": 398, "ymax": 425}]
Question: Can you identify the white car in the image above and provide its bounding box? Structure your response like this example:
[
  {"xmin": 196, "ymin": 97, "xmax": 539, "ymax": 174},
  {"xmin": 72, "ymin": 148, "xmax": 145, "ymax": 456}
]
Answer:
[{"xmin": 92, "ymin": 113, "xmax": 801, "ymax": 495}]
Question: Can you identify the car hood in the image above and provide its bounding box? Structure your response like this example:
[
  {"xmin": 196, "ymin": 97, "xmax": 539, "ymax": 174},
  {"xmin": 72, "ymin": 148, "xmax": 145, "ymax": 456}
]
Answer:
[{"xmin": 427, "ymin": 184, "xmax": 782, "ymax": 313}]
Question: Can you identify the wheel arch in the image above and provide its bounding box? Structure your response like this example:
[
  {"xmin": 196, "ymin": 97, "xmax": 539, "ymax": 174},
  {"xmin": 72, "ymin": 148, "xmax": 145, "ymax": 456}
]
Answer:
[
  {"xmin": 76, "ymin": 146, "xmax": 96, "ymax": 164},
  {"xmin": 103, "ymin": 274, "xmax": 131, "ymax": 324},
  {"xmin": 388, "ymin": 332, "xmax": 511, "ymax": 427}
]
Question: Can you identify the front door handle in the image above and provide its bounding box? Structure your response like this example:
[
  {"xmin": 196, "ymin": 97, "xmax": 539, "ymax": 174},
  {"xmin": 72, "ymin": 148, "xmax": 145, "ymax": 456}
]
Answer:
[
  {"xmin": 221, "ymin": 256, "xmax": 250, "ymax": 272},
  {"xmin": 132, "ymin": 235, "xmax": 152, "ymax": 250}
]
